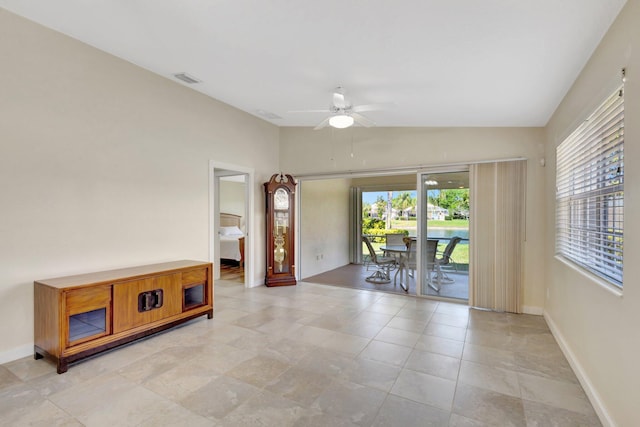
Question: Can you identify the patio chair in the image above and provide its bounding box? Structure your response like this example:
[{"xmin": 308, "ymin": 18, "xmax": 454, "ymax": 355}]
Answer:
[
  {"xmin": 384, "ymin": 233, "xmax": 406, "ymax": 259},
  {"xmin": 433, "ymin": 236, "xmax": 462, "ymax": 284},
  {"xmin": 362, "ymin": 234, "xmax": 381, "ymax": 271},
  {"xmin": 425, "ymin": 239, "xmax": 441, "ymax": 292},
  {"xmin": 362, "ymin": 235, "xmax": 397, "ymax": 284}
]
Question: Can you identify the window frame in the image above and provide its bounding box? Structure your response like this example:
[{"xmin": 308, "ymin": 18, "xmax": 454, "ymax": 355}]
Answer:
[{"xmin": 555, "ymin": 84, "xmax": 624, "ymax": 289}]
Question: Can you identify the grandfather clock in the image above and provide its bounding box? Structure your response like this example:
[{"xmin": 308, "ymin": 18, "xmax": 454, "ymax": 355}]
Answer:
[{"xmin": 264, "ymin": 173, "xmax": 297, "ymax": 287}]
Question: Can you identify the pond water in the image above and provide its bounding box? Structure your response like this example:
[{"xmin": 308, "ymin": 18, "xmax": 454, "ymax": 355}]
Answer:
[{"xmin": 427, "ymin": 228, "xmax": 469, "ymax": 240}]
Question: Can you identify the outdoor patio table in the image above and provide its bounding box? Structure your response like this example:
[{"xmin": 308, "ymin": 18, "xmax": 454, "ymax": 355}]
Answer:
[
  {"xmin": 381, "ymin": 239, "xmax": 439, "ymax": 293},
  {"xmin": 380, "ymin": 244, "xmax": 411, "ymax": 292}
]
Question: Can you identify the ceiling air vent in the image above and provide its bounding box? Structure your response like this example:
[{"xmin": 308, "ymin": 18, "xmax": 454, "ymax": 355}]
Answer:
[
  {"xmin": 173, "ymin": 72, "xmax": 201, "ymax": 84},
  {"xmin": 255, "ymin": 109, "xmax": 283, "ymax": 120}
]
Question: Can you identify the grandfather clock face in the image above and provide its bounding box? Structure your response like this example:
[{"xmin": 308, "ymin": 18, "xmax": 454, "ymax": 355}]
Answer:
[
  {"xmin": 274, "ymin": 188, "xmax": 289, "ymax": 210},
  {"xmin": 265, "ymin": 174, "xmax": 296, "ymax": 286}
]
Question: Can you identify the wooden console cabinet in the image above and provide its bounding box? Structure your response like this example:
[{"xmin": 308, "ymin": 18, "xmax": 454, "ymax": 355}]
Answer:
[{"xmin": 34, "ymin": 260, "xmax": 213, "ymax": 373}]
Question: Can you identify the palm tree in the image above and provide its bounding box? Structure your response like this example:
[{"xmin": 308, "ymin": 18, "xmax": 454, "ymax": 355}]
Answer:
[
  {"xmin": 393, "ymin": 192, "xmax": 414, "ymax": 219},
  {"xmin": 374, "ymin": 196, "xmax": 386, "ymax": 220},
  {"xmin": 386, "ymin": 191, "xmax": 393, "ymax": 229}
]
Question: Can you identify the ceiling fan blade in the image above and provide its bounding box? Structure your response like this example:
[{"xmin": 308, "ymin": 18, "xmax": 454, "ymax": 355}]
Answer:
[
  {"xmin": 288, "ymin": 109, "xmax": 331, "ymax": 113},
  {"xmin": 314, "ymin": 117, "xmax": 331, "ymax": 130},
  {"xmin": 352, "ymin": 112, "xmax": 375, "ymax": 128},
  {"xmin": 352, "ymin": 102, "xmax": 396, "ymax": 113}
]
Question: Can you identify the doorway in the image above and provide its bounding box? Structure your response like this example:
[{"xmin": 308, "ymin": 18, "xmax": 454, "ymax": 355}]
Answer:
[
  {"xmin": 211, "ymin": 162, "xmax": 254, "ymax": 287},
  {"xmin": 419, "ymin": 169, "xmax": 470, "ymax": 301},
  {"xmin": 298, "ymin": 170, "xmax": 470, "ymax": 301},
  {"xmin": 299, "ymin": 174, "xmax": 421, "ymax": 296}
]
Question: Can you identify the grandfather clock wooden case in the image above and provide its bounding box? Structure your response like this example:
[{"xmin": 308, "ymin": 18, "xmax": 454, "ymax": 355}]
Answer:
[{"xmin": 264, "ymin": 173, "xmax": 297, "ymax": 286}]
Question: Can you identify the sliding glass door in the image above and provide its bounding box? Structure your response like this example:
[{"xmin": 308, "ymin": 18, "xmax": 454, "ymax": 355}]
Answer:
[
  {"xmin": 419, "ymin": 169, "xmax": 470, "ymax": 301},
  {"xmin": 352, "ymin": 184, "xmax": 417, "ymax": 256}
]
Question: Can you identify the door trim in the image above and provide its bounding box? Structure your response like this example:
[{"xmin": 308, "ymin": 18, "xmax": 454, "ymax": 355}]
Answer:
[{"xmin": 209, "ymin": 160, "xmax": 255, "ymax": 288}]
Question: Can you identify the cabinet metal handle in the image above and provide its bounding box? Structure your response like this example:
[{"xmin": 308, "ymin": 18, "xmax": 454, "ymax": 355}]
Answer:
[
  {"xmin": 153, "ymin": 289, "xmax": 163, "ymax": 308},
  {"xmin": 138, "ymin": 289, "xmax": 163, "ymax": 312}
]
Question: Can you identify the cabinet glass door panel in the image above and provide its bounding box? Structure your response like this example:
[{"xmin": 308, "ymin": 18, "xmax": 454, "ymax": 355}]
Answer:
[
  {"xmin": 184, "ymin": 283, "xmax": 205, "ymax": 309},
  {"xmin": 68, "ymin": 308, "xmax": 107, "ymax": 344},
  {"xmin": 65, "ymin": 285, "xmax": 111, "ymax": 346}
]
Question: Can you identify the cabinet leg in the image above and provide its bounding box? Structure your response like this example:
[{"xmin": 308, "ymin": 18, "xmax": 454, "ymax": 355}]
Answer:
[
  {"xmin": 34, "ymin": 351, "xmax": 43, "ymax": 360},
  {"xmin": 57, "ymin": 359, "xmax": 68, "ymax": 374},
  {"xmin": 207, "ymin": 309, "xmax": 213, "ymax": 319}
]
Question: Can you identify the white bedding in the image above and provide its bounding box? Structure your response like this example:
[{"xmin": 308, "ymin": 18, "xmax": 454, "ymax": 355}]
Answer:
[{"xmin": 220, "ymin": 235, "xmax": 243, "ymax": 261}]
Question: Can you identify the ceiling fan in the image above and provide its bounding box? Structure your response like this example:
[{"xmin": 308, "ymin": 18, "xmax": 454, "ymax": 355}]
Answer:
[{"xmin": 291, "ymin": 86, "xmax": 392, "ymax": 130}]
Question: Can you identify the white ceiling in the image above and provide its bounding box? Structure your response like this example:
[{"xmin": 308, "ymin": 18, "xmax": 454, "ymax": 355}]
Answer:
[{"xmin": 0, "ymin": 0, "xmax": 626, "ymax": 127}]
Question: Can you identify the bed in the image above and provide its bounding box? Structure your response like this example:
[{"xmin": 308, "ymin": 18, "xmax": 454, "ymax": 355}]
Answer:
[{"xmin": 219, "ymin": 213, "xmax": 245, "ymax": 267}]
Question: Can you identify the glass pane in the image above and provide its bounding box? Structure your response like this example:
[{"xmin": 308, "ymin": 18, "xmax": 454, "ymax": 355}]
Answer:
[
  {"xmin": 274, "ymin": 188, "xmax": 289, "ymax": 210},
  {"xmin": 69, "ymin": 308, "xmax": 106, "ymax": 343},
  {"xmin": 361, "ymin": 190, "xmax": 417, "ymax": 260},
  {"xmin": 274, "ymin": 211, "xmax": 290, "ymax": 273},
  {"xmin": 420, "ymin": 171, "xmax": 470, "ymax": 301},
  {"xmin": 184, "ymin": 284, "xmax": 205, "ymax": 308}
]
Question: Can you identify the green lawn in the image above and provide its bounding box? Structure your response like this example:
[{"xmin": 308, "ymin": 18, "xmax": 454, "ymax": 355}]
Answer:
[
  {"xmin": 441, "ymin": 241, "xmax": 468, "ymax": 266},
  {"xmin": 390, "ymin": 219, "xmax": 417, "ymax": 229}
]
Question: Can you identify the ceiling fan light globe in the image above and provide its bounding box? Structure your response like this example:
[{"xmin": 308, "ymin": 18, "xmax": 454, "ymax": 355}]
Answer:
[{"xmin": 329, "ymin": 114, "xmax": 354, "ymax": 129}]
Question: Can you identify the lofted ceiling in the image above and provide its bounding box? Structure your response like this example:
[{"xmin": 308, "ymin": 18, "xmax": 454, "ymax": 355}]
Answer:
[{"xmin": 0, "ymin": 0, "xmax": 627, "ymax": 128}]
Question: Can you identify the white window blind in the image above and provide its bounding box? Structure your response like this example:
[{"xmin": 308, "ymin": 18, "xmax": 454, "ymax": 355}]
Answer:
[{"xmin": 556, "ymin": 85, "xmax": 624, "ymax": 287}]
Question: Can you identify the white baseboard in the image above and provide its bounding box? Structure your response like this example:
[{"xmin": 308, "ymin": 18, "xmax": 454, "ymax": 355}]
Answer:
[
  {"xmin": 543, "ymin": 312, "xmax": 615, "ymax": 427},
  {"xmin": 0, "ymin": 344, "xmax": 32, "ymax": 365},
  {"xmin": 522, "ymin": 305, "xmax": 544, "ymax": 315},
  {"xmin": 247, "ymin": 279, "xmax": 262, "ymax": 288}
]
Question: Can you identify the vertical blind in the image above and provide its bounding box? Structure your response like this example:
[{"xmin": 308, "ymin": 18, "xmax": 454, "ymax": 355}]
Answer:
[
  {"xmin": 555, "ymin": 85, "xmax": 624, "ymax": 287},
  {"xmin": 469, "ymin": 160, "xmax": 526, "ymax": 313}
]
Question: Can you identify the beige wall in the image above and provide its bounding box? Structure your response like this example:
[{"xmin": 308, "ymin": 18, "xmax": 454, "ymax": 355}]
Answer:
[
  {"xmin": 0, "ymin": 10, "xmax": 279, "ymax": 361},
  {"xmin": 280, "ymin": 127, "xmax": 545, "ymax": 175},
  {"xmin": 544, "ymin": 1, "xmax": 640, "ymax": 425},
  {"xmin": 298, "ymin": 179, "xmax": 352, "ymax": 278},
  {"xmin": 280, "ymin": 127, "xmax": 547, "ymax": 314}
]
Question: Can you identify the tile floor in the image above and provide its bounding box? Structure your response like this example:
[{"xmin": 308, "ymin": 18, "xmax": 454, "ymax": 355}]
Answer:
[
  {"xmin": 304, "ymin": 264, "xmax": 470, "ymax": 301},
  {"xmin": 0, "ymin": 280, "xmax": 601, "ymax": 426}
]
